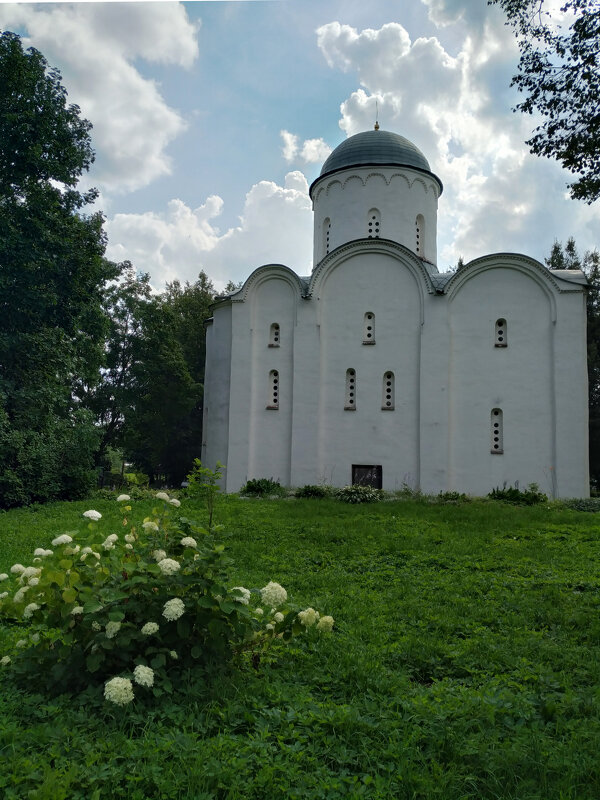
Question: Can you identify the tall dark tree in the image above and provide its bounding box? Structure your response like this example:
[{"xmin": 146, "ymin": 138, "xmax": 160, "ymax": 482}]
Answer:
[
  {"xmin": 83, "ymin": 264, "xmax": 153, "ymax": 473},
  {"xmin": 546, "ymin": 238, "xmax": 600, "ymax": 486},
  {"xmin": 86, "ymin": 270, "xmax": 218, "ymax": 487},
  {"xmin": 0, "ymin": 32, "xmax": 119, "ymax": 507},
  {"xmin": 490, "ymin": 0, "xmax": 600, "ymax": 203}
]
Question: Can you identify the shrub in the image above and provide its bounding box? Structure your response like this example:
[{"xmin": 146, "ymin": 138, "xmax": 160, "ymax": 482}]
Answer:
[
  {"xmin": 241, "ymin": 477, "xmax": 285, "ymax": 497},
  {"xmin": 436, "ymin": 491, "xmax": 471, "ymax": 504},
  {"xmin": 335, "ymin": 485, "xmax": 383, "ymax": 504},
  {"xmin": 0, "ymin": 491, "xmax": 333, "ymax": 705},
  {"xmin": 185, "ymin": 459, "xmax": 224, "ymax": 527},
  {"xmin": 559, "ymin": 497, "xmax": 600, "ymax": 512},
  {"xmin": 295, "ymin": 484, "xmax": 330, "ymax": 499},
  {"xmin": 488, "ymin": 483, "xmax": 548, "ymax": 506}
]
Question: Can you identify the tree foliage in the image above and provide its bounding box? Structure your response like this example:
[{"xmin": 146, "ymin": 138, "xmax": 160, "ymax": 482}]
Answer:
[
  {"xmin": 88, "ymin": 270, "xmax": 217, "ymax": 487},
  {"xmin": 0, "ymin": 32, "xmax": 119, "ymax": 507},
  {"xmin": 490, "ymin": 0, "xmax": 600, "ymax": 202}
]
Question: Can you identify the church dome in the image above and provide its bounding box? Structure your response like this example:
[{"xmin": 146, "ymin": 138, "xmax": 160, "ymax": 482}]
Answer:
[{"xmin": 311, "ymin": 128, "xmax": 442, "ymax": 197}]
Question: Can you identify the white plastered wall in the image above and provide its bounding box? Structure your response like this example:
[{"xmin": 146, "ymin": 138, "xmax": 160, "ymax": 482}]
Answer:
[{"xmin": 312, "ymin": 167, "xmax": 440, "ymax": 267}]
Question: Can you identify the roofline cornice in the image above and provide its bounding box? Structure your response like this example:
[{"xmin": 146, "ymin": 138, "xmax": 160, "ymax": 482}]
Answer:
[{"xmin": 309, "ymin": 162, "xmax": 443, "ymax": 200}]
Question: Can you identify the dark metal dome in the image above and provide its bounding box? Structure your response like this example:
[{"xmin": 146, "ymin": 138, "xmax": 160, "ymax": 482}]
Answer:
[{"xmin": 310, "ymin": 129, "xmax": 442, "ymax": 196}]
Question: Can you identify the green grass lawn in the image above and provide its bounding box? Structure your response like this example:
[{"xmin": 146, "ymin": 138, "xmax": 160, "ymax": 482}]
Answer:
[{"xmin": 1, "ymin": 494, "xmax": 600, "ymax": 799}]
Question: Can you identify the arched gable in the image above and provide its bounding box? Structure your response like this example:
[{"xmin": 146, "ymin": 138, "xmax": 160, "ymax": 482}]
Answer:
[
  {"xmin": 234, "ymin": 264, "xmax": 305, "ymax": 303},
  {"xmin": 444, "ymin": 253, "xmax": 576, "ymax": 321},
  {"xmin": 308, "ymin": 238, "xmax": 435, "ymax": 326}
]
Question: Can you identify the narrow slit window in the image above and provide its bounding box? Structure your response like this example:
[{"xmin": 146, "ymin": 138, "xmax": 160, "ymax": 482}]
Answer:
[
  {"xmin": 345, "ymin": 369, "xmax": 356, "ymax": 410},
  {"xmin": 267, "ymin": 370, "xmax": 279, "ymax": 409},
  {"xmin": 367, "ymin": 208, "xmax": 381, "ymax": 239},
  {"xmin": 491, "ymin": 408, "xmax": 503, "ymax": 453},
  {"xmin": 323, "ymin": 217, "xmax": 331, "ymax": 255},
  {"xmin": 269, "ymin": 322, "xmax": 280, "ymax": 347},
  {"xmin": 363, "ymin": 312, "xmax": 375, "ymax": 344},
  {"xmin": 382, "ymin": 371, "xmax": 395, "ymax": 410},
  {"xmin": 495, "ymin": 318, "xmax": 507, "ymax": 347},
  {"xmin": 415, "ymin": 214, "xmax": 425, "ymax": 256}
]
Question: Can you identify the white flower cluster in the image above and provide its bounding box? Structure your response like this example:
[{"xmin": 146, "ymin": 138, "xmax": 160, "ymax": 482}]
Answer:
[
  {"xmin": 274, "ymin": 612, "xmax": 284, "ymax": 623},
  {"xmin": 104, "ymin": 676, "xmax": 134, "ymax": 706},
  {"xmin": 102, "ymin": 533, "xmax": 119, "ymax": 551},
  {"xmin": 180, "ymin": 537, "xmax": 197, "ymax": 548},
  {"xmin": 152, "ymin": 549, "xmax": 167, "ymax": 562},
  {"xmin": 51, "ymin": 535, "xmax": 73, "ymax": 547},
  {"xmin": 71, "ymin": 606, "xmax": 84, "ymax": 616},
  {"xmin": 1, "ymin": 655, "xmax": 11, "ymax": 666},
  {"xmin": 260, "ymin": 581, "xmax": 288, "ymax": 608},
  {"xmin": 133, "ymin": 665, "xmax": 154, "ymax": 688},
  {"xmin": 316, "ymin": 615, "xmax": 335, "ymax": 632},
  {"xmin": 10, "ymin": 564, "xmax": 25, "ymax": 574},
  {"xmin": 155, "ymin": 492, "xmax": 170, "ymax": 502},
  {"xmin": 92, "ymin": 621, "xmax": 102, "ymax": 632},
  {"xmin": 141, "ymin": 622, "xmax": 159, "ymax": 636},
  {"xmin": 297, "ymin": 608, "xmax": 319, "ymax": 627},
  {"xmin": 169, "ymin": 498, "xmax": 181, "ymax": 508},
  {"xmin": 105, "ymin": 621, "xmax": 121, "ymax": 639},
  {"xmin": 124, "ymin": 534, "xmax": 136, "ymax": 544},
  {"xmin": 83, "ymin": 510, "xmax": 102, "ymax": 522},
  {"xmin": 158, "ymin": 558, "xmax": 180, "ymax": 576},
  {"xmin": 162, "ymin": 597, "xmax": 185, "ymax": 621},
  {"xmin": 23, "ymin": 603, "xmax": 40, "ymax": 619},
  {"xmin": 0, "ymin": 573, "xmax": 8, "ymax": 582},
  {"xmin": 16, "ymin": 639, "xmax": 27, "ymax": 648},
  {"xmin": 116, "ymin": 494, "xmax": 130, "ymax": 502},
  {"xmin": 143, "ymin": 521, "xmax": 159, "ymax": 533},
  {"xmin": 33, "ymin": 548, "xmax": 53, "ymax": 558},
  {"xmin": 232, "ymin": 586, "xmax": 250, "ymax": 605},
  {"xmin": 13, "ymin": 587, "xmax": 29, "ymax": 604}
]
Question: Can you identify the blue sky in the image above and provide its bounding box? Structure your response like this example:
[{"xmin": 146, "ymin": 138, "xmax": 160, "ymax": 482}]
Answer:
[{"xmin": 1, "ymin": 0, "xmax": 598, "ymax": 289}]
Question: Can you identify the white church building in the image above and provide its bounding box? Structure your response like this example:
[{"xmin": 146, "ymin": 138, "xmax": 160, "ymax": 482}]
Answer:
[{"xmin": 202, "ymin": 127, "xmax": 589, "ymax": 498}]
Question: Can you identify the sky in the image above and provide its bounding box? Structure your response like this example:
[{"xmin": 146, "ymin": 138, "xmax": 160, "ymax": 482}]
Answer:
[{"xmin": 1, "ymin": 0, "xmax": 598, "ymax": 290}]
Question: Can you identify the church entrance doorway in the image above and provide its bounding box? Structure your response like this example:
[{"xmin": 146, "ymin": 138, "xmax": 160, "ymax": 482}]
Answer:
[{"xmin": 352, "ymin": 465, "xmax": 382, "ymax": 489}]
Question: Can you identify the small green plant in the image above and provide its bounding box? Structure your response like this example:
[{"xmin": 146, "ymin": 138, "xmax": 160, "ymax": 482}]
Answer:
[
  {"xmin": 335, "ymin": 485, "xmax": 383, "ymax": 504},
  {"xmin": 241, "ymin": 477, "xmax": 285, "ymax": 497},
  {"xmin": 436, "ymin": 491, "xmax": 471, "ymax": 504},
  {"xmin": 0, "ymin": 492, "xmax": 334, "ymax": 706},
  {"xmin": 488, "ymin": 482, "xmax": 548, "ymax": 505},
  {"xmin": 185, "ymin": 459, "xmax": 224, "ymax": 528},
  {"xmin": 295, "ymin": 484, "xmax": 330, "ymax": 499}
]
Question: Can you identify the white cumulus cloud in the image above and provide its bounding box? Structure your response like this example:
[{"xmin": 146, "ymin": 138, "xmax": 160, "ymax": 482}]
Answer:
[
  {"xmin": 106, "ymin": 172, "xmax": 313, "ymax": 291},
  {"xmin": 0, "ymin": 2, "xmax": 198, "ymax": 194},
  {"xmin": 281, "ymin": 130, "xmax": 332, "ymax": 165},
  {"xmin": 316, "ymin": 17, "xmax": 599, "ymax": 268}
]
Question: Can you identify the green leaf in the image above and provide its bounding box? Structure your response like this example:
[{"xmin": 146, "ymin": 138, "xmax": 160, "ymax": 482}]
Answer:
[
  {"xmin": 107, "ymin": 610, "xmax": 125, "ymax": 622},
  {"xmin": 58, "ymin": 559, "xmax": 73, "ymax": 570},
  {"xmin": 45, "ymin": 570, "xmax": 65, "ymax": 588},
  {"xmin": 61, "ymin": 588, "xmax": 77, "ymax": 604},
  {"xmin": 150, "ymin": 653, "xmax": 166, "ymax": 669},
  {"xmin": 83, "ymin": 600, "xmax": 103, "ymax": 614},
  {"xmin": 191, "ymin": 645, "xmax": 202, "ymax": 659},
  {"xmin": 86, "ymin": 652, "xmax": 103, "ymax": 673}
]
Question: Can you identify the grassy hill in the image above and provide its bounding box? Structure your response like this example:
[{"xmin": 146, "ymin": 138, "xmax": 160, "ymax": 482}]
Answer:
[{"xmin": 1, "ymin": 494, "xmax": 600, "ymax": 799}]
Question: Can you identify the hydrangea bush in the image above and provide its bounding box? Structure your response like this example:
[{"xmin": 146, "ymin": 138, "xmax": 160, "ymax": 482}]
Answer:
[{"xmin": 0, "ymin": 491, "xmax": 333, "ymax": 706}]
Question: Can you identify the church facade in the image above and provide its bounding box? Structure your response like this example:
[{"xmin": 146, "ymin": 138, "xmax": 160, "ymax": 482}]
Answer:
[{"xmin": 202, "ymin": 128, "xmax": 589, "ymax": 497}]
